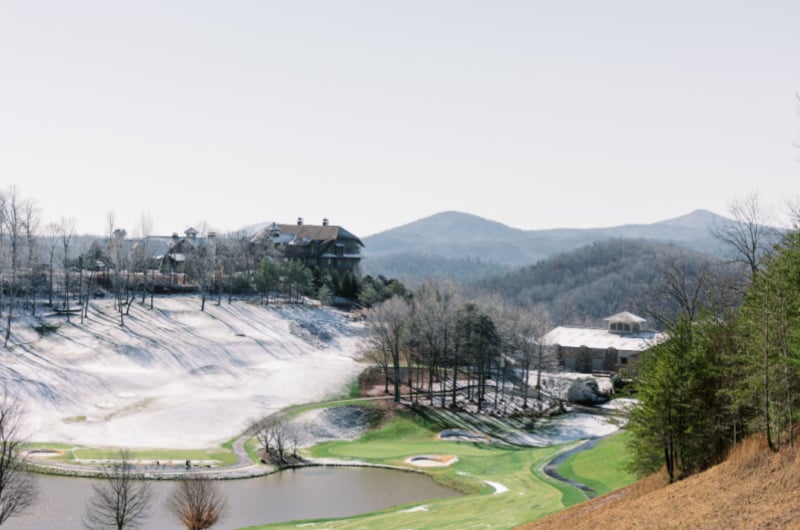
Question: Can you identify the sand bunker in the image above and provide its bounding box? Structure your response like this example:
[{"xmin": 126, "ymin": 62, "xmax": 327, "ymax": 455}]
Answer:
[
  {"xmin": 405, "ymin": 454, "xmax": 458, "ymax": 467},
  {"xmin": 23, "ymin": 449, "xmax": 64, "ymax": 459}
]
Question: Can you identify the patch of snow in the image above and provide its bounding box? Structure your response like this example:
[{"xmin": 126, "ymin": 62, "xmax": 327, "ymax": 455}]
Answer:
[
  {"xmin": 599, "ymin": 397, "xmax": 637, "ymax": 412},
  {"xmin": 2, "ymin": 297, "xmax": 365, "ymax": 449},
  {"xmin": 292, "ymin": 406, "xmax": 371, "ymax": 447},
  {"xmin": 505, "ymin": 412, "xmax": 620, "ymax": 446},
  {"xmin": 484, "ymin": 480, "xmax": 509, "ymax": 495},
  {"xmin": 400, "ymin": 505, "xmax": 429, "ymax": 513}
]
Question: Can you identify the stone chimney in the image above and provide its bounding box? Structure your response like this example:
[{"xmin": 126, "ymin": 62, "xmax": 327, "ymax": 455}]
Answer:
[
  {"xmin": 297, "ymin": 217, "xmax": 304, "ymax": 226},
  {"xmin": 322, "ymin": 218, "xmax": 329, "ymax": 226}
]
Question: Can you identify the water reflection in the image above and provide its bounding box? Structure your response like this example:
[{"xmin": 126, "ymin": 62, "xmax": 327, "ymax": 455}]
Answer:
[{"xmin": 7, "ymin": 467, "xmax": 459, "ymax": 530}]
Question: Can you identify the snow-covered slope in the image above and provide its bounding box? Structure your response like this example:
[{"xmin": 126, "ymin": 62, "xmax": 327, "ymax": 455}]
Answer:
[{"xmin": 0, "ymin": 297, "xmax": 365, "ymax": 448}]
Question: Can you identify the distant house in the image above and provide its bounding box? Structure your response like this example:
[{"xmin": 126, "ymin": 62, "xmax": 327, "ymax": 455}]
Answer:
[
  {"xmin": 254, "ymin": 218, "xmax": 364, "ymax": 274},
  {"xmin": 545, "ymin": 311, "xmax": 667, "ymax": 373},
  {"xmin": 159, "ymin": 229, "xmax": 200, "ymax": 275}
]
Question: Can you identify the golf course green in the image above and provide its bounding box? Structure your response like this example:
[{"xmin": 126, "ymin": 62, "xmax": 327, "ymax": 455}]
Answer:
[{"xmin": 245, "ymin": 407, "xmax": 636, "ymax": 530}]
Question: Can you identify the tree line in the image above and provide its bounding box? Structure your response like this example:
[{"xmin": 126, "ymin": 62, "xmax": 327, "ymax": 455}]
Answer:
[
  {"xmin": 0, "ymin": 186, "xmax": 404, "ymax": 342},
  {"xmin": 627, "ymin": 195, "xmax": 795, "ymax": 483},
  {"xmin": 364, "ymin": 280, "xmax": 555, "ymax": 413},
  {"xmin": 472, "ymin": 237, "xmax": 744, "ymax": 328}
]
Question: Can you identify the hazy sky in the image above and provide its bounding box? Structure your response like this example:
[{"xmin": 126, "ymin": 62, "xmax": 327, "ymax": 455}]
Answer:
[{"xmin": 1, "ymin": 1, "xmax": 798, "ymax": 237}]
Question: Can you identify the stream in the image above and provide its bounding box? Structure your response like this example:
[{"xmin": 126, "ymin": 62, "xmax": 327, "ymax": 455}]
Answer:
[{"xmin": 542, "ymin": 437, "xmax": 606, "ymax": 499}]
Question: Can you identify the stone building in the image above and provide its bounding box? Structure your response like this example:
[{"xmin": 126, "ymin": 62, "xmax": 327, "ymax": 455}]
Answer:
[{"xmin": 544, "ymin": 311, "xmax": 667, "ymax": 373}]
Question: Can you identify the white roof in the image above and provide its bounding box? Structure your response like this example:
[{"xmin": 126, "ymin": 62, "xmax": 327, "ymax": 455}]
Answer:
[
  {"xmin": 544, "ymin": 326, "xmax": 667, "ymax": 353},
  {"xmin": 603, "ymin": 311, "xmax": 647, "ymax": 324}
]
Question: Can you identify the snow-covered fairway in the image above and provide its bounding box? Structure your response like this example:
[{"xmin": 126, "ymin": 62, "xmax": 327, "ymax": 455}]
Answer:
[{"xmin": 0, "ymin": 297, "xmax": 365, "ymax": 449}]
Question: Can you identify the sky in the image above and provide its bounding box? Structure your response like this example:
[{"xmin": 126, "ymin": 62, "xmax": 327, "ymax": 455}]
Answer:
[{"xmin": 1, "ymin": 1, "xmax": 798, "ymax": 238}]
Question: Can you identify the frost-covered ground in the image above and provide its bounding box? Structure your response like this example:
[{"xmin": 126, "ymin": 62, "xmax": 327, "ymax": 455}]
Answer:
[
  {"xmin": 409, "ymin": 369, "xmax": 626, "ymax": 447},
  {"xmin": 1, "ymin": 296, "xmax": 365, "ymax": 449}
]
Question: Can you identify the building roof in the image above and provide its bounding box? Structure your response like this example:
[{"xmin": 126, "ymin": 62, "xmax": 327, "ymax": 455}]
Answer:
[
  {"xmin": 544, "ymin": 326, "xmax": 667, "ymax": 353},
  {"xmin": 603, "ymin": 311, "xmax": 647, "ymax": 324},
  {"xmin": 256, "ymin": 223, "xmax": 364, "ymax": 247}
]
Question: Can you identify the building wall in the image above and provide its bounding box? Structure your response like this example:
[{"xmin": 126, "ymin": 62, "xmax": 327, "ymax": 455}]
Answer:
[{"xmin": 557, "ymin": 345, "xmax": 620, "ymax": 373}]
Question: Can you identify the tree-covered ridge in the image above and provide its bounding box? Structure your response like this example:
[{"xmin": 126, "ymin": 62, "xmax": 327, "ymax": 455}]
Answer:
[
  {"xmin": 472, "ymin": 238, "xmax": 735, "ymax": 326},
  {"xmin": 363, "ymin": 253, "xmax": 509, "ymax": 286},
  {"xmin": 363, "ymin": 209, "xmax": 730, "ymax": 268}
]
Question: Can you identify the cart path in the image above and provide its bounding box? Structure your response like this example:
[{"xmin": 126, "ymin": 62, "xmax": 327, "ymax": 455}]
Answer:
[{"xmin": 27, "ymin": 394, "xmax": 401, "ymax": 479}]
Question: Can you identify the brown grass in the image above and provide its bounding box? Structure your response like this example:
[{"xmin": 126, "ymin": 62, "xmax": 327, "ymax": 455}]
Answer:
[{"xmin": 519, "ymin": 434, "xmax": 800, "ymax": 530}]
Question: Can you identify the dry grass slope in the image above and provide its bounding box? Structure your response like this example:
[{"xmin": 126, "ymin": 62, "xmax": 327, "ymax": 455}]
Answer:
[{"xmin": 520, "ymin": 435, "xmax": 800, "ymax": 530}]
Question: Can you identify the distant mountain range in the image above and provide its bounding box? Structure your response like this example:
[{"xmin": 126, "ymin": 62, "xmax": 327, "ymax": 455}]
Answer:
[{"xmin": 361, "ymin": 209, "xmax": 733, "ymax": 282}]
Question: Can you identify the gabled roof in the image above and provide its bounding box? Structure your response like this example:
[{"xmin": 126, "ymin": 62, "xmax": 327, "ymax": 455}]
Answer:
[
  {"xmin": 603, "ymin": 311, "xmax": 647, "ymax": 324},
  {"xmin": 260, "ymin": 223, "xmax": 364, "ymax": 247}
]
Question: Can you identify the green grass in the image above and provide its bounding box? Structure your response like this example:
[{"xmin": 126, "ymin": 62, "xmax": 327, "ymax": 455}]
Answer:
[
  {"xmin": 21, "ymin": 442, "xmax": 237, "ymax": 466},
  {"xmin": 342, "ymin": 378, "xmax": 362, "ymax": 399},
  {"xmin": 245, "ymin": 437, "xmax": 260, "ymax": 463},
  {"xmin": 246, "ymin": 410, "xmax": 635, "ymax": 530},
  {"xmin": 556, "ymin": 431, "xmax": 637, "ymax": 496},
  {"xmin": 69, "ymin": 447, "xmax": 237, "ymax": 466}
]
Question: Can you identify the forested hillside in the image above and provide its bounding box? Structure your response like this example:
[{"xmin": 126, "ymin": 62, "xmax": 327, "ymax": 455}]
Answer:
[
  {"xmin": 363, "ymin": 210, "xmax": 730, "ymax": 284},
  {"xmin": 471, "ymin": 238, "xmax": 736, "ymax": 326},
  {"xmin": 363, "ymin": 253, "xmax": 509, "ymax": 285}
]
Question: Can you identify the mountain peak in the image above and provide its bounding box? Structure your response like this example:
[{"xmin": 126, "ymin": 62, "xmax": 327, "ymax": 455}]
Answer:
[
  {"xmin": 373, "ymin": 210, "xmax": 523, "ymax": 240},
  {"xmin": 655, "ymin": 209, "xmax": 728, "ymax": 229}
]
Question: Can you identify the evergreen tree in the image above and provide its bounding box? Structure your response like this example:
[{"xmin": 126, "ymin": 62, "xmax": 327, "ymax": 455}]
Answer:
[
  {"xmin": 734, "ymin": 230, "xmax": 800, "ymax": 450},
  {"xmin": 627, "ymin": 316, "xmax": 726, "ymax": 482},
  {"xmin": 254, "ymin": 258, "xmax": 280, "ymax": 304}
]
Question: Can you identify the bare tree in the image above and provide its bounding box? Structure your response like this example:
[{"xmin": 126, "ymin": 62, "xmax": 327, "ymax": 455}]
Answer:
[
  {"xmin": 251, "ymin": 415, "xmax": 291, "ymax": 464},
  {"xmin": 59, "ymin": 217, "xmax": 76, "ymax": 322},
  {"xmin": 497, "ymin": 304, "xmax": 553, "ymax": 407},
  {"xmin": 44, "ymin": 222, "xmax": 60, "ymax": 307},
  {"xmin": 366, "ymin": 296, "xmax": 412, "ymax": 403},
  {"xmin": 0, "ymin": 188, "xmax": 40, "ymax": 344},
  {"xmin": 83, "ymin": 450, "xmax": 152, "ymax": 530},
  {"xmin": 362, "ymin": 341, "xmax": 392, "ymax": 395},
  {"xmin": 184, "ymin": 224, "xmax": 217, "ymax": 312},
  {"xmin": 710, "ymin": 192, "xmax": 780, "ymax": 281},
  {"xmin": 0, "ymin": 390, "xmax": 37, "ymax": 525},
  {"xmin": 106, "ymin": 213, "xmax": 133, "ymax": 326},
  {"xmin": 286, "ymin": 423, "xmax": 302, "ymax": 460},
  {"xmin": 165, "ymin": 476, "xmax": 226, "ymax": 530},
  {"xmin": 22, "ymin": 200, "xmax": 40, "ymax": 316},
  {"xmin": 137, "ymin": 213, "xmax": 154, "ymax": 307},
  {"xmin": 2, "ymin": 187, "xmax": 23, "ymax": 347},
  {"xmin": 409, "ymin": 281, "xmax": 460, "ymax": 407}
]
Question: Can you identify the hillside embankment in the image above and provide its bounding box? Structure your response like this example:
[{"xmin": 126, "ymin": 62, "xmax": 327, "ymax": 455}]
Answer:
[
  {"xmin": 0, "ymin": 296, "xmax": 365, "ymax": 449},
  {"xmin": 520, "ymin": 434, "xmax": 800, "ymax": 530}
]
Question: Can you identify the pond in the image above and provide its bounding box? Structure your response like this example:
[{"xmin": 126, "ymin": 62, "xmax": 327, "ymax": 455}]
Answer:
[{"xmin": 6, "ymin": 466, "xmax": 460, "ymax": 530}]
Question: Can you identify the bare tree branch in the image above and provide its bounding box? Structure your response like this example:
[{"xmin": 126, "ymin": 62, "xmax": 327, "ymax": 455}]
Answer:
[
  {"xmin": 710, "ymin": 192, "xmax": 780, "ymax": 280},
  {"xmin": 0, "ymin": 390, "xmax": 37, "ymax": 525},
  {"xmin": 83, "ymin": 449, "xmax": 152, "ymax": 530},
  {"xmin": 165, "ymin": 476, "xmax": 226, "ymax": 530}
]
